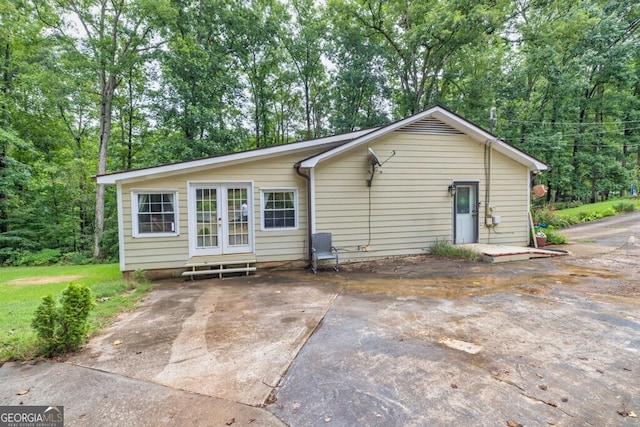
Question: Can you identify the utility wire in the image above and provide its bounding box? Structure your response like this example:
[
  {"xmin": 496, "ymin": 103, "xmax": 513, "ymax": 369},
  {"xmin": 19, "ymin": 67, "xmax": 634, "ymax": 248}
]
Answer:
[{"xmin": 504, "ymin": 119, "xmax": 640, "ymax": 125}]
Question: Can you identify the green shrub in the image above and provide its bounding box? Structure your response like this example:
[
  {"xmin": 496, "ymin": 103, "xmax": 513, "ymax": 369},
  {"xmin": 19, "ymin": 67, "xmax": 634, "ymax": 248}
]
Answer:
[
  {"xmin": 133, "ymin": 268, "xmax": 147, "ymax": 284},
  {"xmin": 17, "ymin": 249, "xmax": 62, "ymax": 266},
  {"xmin": 32, "ymin": 283, "xmax": 95, "ymax": 356},
  {"xmin": 531, "ymin": 208, "xmax": 573, "ymax": 228},
  {"xmin": 429, "ymin": 240, "xmax": 482, "ymax": 261},
  {"xmin": 613, "ymin": 201, "xmax": 636, "ymax": 213},
  {"xmin": 545, "ymin": 229, "xmax": 567, "ymax": 245},
  {"xmin": 576, "ymin": 208, "xmax": 616, "ymax": 223}
]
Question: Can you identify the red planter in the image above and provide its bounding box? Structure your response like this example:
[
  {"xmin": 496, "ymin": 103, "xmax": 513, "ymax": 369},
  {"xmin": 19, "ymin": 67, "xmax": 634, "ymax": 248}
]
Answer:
[{"xmin": 536, "ymin": 235, "xmax": 547, "ymax": 248}]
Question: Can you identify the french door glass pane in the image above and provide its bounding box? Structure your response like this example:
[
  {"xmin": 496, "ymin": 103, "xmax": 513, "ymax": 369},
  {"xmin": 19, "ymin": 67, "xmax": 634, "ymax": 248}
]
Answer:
[
  {"xmin": 227, "ymin": 188, "xmax": 249, "ymax": 246},
  {"xmin": 195, "ymin": 188, "xmax": 218, "ymax": 248}
]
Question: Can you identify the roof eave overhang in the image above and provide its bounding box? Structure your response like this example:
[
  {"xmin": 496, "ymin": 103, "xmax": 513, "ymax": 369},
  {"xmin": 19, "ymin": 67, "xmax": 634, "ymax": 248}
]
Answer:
[{"xmin": 96, "ymin": 128, "xmax": 379, "ymax": 185}]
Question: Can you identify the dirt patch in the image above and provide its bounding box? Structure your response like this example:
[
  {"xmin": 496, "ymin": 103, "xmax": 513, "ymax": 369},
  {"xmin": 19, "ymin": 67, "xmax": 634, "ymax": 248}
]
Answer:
[{"xmin": 7, "ymin": 275, "xmax": 85, "ymax": 285}]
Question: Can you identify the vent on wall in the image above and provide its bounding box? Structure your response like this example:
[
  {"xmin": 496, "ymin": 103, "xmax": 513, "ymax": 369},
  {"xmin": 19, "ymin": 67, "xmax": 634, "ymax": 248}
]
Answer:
[{"xmin": 395, "ymin": 117, "xmax": 463, "ymax": 135}]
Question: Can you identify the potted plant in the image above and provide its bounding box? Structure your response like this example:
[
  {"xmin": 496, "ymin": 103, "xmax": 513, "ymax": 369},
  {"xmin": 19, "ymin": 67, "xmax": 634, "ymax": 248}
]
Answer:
[{"xmin": 534, "ymin": 224, "xmax": 547, "ymax": 247}]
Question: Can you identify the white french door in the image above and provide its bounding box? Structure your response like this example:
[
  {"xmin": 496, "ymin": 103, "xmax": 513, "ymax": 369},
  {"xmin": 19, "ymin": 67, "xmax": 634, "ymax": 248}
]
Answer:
[{"xmin": 189, "ymin": 183, "xmax": 253, "ymax": 256}]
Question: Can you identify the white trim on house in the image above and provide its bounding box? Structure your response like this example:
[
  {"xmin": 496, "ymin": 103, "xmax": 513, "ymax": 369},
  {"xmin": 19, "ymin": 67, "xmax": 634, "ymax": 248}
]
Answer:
[
  {"xmin": 95, "ymin": 106, "xmax": 547, "ymax": 188},
  {"xmin": 96, "ymin": 128, "xmax": 379, "ymax": 185},
  {"xmin": 309, "ymin": 168, "xmax": 316, "ymax": 234},
  {"xmin": 299, "ymin": 106, "xmax": 548, "ymax": 173},
  {"xmin": 116, "ymin": 183, "xmax": 125, "ymax": 272}
]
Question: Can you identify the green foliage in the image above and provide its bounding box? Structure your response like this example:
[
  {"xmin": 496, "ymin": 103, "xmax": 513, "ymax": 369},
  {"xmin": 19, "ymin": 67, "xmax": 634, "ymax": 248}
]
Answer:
[
  {"xmin": 545, "ymin": 230, "xmax": 567, "ymax": 245},
  {"xmin": 613, "ymin": 201, "xmax": 636, "ymax": 213},
  {"xmin": 429, "ymin": 240, "xmax": 482, "ymax": 262},
  {"xmin": 133, "ymin": 268, "xmax": 147, "ymax": 284},
  {"xmin": 534, "ymin": 198, "xmax": 640, "ymax": 230},
  {"xmin": 1, "ymin": 0, "xmax": 639, "ymax": 263},
  {"xmin": 577, "ymin": 208, "xmax": 616, "ymax": 222},
  {"xmin": 531, "ymin": 208, "xmax": 573, "ymax": 229},
  {"xmin": 31, "ymin": 284, "xmax": 95, "ymax": 356},
  {"xmin": 0, "ymin": 264, "xmax": 153, "ymax": 361},
  {"xmin": 16, "ymin": 249, "xmax": 62, "ymax": 266}
]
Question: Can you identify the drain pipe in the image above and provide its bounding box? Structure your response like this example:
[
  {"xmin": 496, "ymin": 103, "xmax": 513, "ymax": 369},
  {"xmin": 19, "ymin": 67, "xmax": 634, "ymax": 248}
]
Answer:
[{"xmin": 295, "ymin": 163, "xmax": 313, "ymax": 268}]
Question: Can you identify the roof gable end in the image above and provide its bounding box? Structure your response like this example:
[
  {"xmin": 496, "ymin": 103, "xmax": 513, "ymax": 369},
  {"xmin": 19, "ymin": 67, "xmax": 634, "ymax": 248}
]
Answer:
[
  {"xmin": 299, "ymin": 105, "xmax": 548, "ymax": 172},
  {"xmin": 395, "ymin": 116, "xmax": 464, "ymax": 135}
]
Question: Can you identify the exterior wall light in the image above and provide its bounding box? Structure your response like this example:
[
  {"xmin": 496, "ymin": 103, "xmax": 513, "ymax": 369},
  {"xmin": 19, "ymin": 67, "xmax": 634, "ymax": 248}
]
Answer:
[{"xmin": 448, "ymin": 184, "xmax": 456, "ymax": 197}]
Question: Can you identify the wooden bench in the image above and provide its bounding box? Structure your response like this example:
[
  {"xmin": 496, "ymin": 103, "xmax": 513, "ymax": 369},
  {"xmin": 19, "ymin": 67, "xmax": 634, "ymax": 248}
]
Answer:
[{"xmin": 182, "ymin": 259, "xmax": 256, "ymax": 280}]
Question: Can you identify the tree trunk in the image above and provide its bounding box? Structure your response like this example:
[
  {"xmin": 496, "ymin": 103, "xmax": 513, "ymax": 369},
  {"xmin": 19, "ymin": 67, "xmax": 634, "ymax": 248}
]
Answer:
[
  {"xmin": 93, "ymin": 74, "xmax": 116, "ymax": 258},
  {"xmin": 126, "ymin": 68, "xmax": 134, "ymax": 170},
  {"xmin": 0, "ymin": 43, "xmax": 10, "ymax": 233}
]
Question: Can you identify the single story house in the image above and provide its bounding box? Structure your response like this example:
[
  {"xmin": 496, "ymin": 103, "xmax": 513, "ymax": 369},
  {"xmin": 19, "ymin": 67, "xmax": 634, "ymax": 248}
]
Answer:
[{"xmin": 96, "ymin": 105, "xmax": 548, "ymax": 277}]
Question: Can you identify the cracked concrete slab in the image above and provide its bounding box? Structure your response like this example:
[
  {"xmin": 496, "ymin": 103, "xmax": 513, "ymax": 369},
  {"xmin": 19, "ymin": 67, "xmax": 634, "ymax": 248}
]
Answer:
[
  {"xmin": 269, "ymin": 290, "xmax": 640, "ymax": 426},
  {"xmin": 0, "ymin": 361, "xmax": 285, "ymax": 426},
  {"xmin": 69, "ymin": 280, "xmax": 339, "ymax": 406}
]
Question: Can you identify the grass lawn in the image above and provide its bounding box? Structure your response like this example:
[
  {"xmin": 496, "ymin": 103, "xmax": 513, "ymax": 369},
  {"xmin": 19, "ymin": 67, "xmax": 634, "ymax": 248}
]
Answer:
[
  {"xmin": 533, "ymin": 198, "xmax": 640, "ymax": 231},
  {"xmin": 554, "ymin": 198, "xmax": 640, "ymax": 221},
  {"xmin": 0, "ymin": 264, "xmax": 152, "ymax": 362}
]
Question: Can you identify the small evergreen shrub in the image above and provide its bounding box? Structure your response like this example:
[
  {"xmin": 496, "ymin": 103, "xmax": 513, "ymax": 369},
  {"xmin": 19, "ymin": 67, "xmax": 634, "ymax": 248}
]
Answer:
[{"xmin": 32, "ymin": 283, "xmax": 95, "ymax": 356}]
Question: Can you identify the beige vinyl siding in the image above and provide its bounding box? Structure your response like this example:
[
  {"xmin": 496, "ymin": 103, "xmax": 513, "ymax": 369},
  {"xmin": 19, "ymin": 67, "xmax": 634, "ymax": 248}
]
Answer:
[
  {"xmin": 119, "ymin": 151, "xmax": 311, "ymax": 272},
  {"xmin": 118, "ymin": 130, "xmax": 534, "ymax": 272},
  {"xmin": 313, "ymin": 132, "xmax": 531, "ymax": 263},
  {"xmin": 480, "ymin": 150, "xmax": 530, "ymax": 244},
  {"xmin": 120, "ymin": 183, "xmax": 189, "ymax": 271}
]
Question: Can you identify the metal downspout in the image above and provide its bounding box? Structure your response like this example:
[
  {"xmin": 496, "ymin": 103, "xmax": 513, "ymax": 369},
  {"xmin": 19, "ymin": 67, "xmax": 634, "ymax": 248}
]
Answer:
[{"xmin": 295, "ymin": 163, "xmax": 313, "ymax": 268}]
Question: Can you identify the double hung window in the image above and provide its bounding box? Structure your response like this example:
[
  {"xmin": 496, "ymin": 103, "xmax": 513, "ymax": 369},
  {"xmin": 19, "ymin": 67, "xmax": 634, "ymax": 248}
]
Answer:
[
  {"xmin": 262, "ymin": 190, "xmax": 297, "ymax": 230},
  {"xmin": 133, "ymin": 191, "xmax": 178, "ymax": 236}
]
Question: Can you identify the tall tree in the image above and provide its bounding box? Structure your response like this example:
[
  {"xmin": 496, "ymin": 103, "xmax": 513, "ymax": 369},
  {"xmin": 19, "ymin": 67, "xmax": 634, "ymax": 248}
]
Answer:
[
  {"xmin": 39, "ymin": 0, "xmax": 174, "ymax": 257},
  {"xmin": 154, "ymin": 0, "xmax": 245, "ymax": 161},
  {"xmin": 221, "ymin": 0, "xmax": 288, "ymax": 147},
  {"xmin": 500, "ymin": 0, "xmax": 640, "ymax": 202},
  {"xmin": 326, "ymin": 1, "xmax": 390, "ymax": 132},
  {"xmin": 281, "ymin": 0, "xmax": 329, "ymax": 139},
  {"xmin": 332, "ymin": 0, "xmax": 511, "ymax": 117}
]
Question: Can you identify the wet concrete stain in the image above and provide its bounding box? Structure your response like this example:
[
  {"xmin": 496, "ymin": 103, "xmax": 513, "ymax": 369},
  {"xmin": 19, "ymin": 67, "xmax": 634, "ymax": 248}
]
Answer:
[{"xmin": 60, "ymin": 211, "xmax": 640, "ymax": 426}]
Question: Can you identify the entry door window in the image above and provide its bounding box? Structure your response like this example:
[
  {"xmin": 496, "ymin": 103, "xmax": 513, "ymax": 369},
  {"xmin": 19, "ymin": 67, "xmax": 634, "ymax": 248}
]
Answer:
[{"xmin": 456, "ymin": 187, "xmax": 471, "ymax": 214}]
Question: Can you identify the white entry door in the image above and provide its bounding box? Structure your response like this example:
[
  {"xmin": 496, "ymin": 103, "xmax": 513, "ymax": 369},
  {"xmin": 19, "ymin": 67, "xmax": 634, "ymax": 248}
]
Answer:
[
  {"xmin": 454, "ymin": 183, "xmax": 478, "ymax": 244},
  {"xmin": 189, "ymin": 183, "xmax": 252, "ymax": 256}
]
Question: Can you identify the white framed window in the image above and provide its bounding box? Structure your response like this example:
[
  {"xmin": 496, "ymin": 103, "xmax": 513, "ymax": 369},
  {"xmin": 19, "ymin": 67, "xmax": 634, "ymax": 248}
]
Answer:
[
  {"xmin": 261, "ymin": 189, "xmax": 297, "ymax": 230},
  {"xmin": 132, "ymin": 190, "xmax": 179, "ymax": 237}
]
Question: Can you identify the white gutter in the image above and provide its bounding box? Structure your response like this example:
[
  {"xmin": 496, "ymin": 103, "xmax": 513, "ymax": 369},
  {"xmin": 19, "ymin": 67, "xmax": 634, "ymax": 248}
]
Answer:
[
  {"xmin": 309, "ymin": 169, "xmax": 316, "ymax": 234},
  {"xmin": 116, "ymin": 183, "xmax": 126, "ymax": 272}
]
